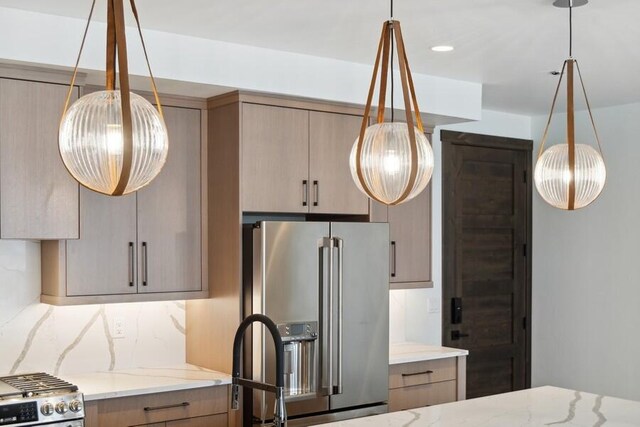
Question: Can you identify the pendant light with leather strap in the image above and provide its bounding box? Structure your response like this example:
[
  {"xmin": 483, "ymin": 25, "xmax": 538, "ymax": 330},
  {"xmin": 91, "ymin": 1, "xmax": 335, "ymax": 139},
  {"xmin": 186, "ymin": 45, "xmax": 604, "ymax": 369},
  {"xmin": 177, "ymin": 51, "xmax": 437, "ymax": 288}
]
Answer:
[
  {"xmin": 349, "ymin": 0, "xmax": 434, "ymax": 206},
  {"xmin": 59, "ymin": 0, "xmax": 168, "ymax": 196},
  {"xmin": 534, "ymin": 0, "xmax": 606, "ymax": 210}
]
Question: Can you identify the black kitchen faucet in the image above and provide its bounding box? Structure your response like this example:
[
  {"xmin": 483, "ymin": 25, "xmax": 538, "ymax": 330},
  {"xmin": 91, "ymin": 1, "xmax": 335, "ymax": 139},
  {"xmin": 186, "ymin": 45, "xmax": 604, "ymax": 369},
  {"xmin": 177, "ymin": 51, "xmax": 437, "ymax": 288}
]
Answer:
[{"xmin": 232, "ymin": 314, "xmax": 287, "ymax": 427}]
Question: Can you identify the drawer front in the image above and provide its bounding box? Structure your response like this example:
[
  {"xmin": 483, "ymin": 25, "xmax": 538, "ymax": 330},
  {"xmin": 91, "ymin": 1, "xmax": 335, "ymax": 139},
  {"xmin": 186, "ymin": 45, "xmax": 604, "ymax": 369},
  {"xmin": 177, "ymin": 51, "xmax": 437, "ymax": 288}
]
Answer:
[
  {"xmin": 98, "ymin": 386, "xmax": 228, "ymax": 426},
  {"xmin": 389, "ymin": 358, "xmax": 457, "ymax": 389},
  {"xmin": 166, "ymin": 414, "xmax": 227, "ymax": 427},
  {"xmin": 388, "ymin": 380, "xmax": 457, "ymax": 412}
]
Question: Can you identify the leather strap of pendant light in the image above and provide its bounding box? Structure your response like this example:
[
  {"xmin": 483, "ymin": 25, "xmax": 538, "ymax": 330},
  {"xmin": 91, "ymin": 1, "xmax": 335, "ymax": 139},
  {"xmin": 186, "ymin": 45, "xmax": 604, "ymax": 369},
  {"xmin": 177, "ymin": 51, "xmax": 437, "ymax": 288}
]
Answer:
[
  {"xmin": 392, "ymin": 21, "xmax": 419, "ymax": 204},
  {"xmin": 129, "ymin": 0, "xmax": 164, "ymax": 120},
  {"xmin": 356, "ymin": 19, "xmax": 423, "ymax": 205},
  {"xmin": 356, "ymin": 22, "xmax": 389, "ymax": 204},
  {"xmin": 575, "ymin": 60, "xmax": 604, "ymax": 159},
  {"xmin": 401, "ymin": 45, "xmax": 425, "ymax": 133},
  {"xmin": 375, "ymin": 23, "xmax": 391, "ymax": 124},
  {"xmin": 536, "ymin": 61, "xmax": 566, "ymax": 160},
  {"xmin": 60, "ymin": 0, "xmax": 96, "ymax": 127},
  {"xmin": 106, "ymin": 0, "xmax": 116, "ymax": 90},
  {"xmin": 566, "ymin": 59, "xmax": 576, "ymax": 210},
  {"xmin": 110, "ymin": 0, "xmax": 134, "ymax": 196}
]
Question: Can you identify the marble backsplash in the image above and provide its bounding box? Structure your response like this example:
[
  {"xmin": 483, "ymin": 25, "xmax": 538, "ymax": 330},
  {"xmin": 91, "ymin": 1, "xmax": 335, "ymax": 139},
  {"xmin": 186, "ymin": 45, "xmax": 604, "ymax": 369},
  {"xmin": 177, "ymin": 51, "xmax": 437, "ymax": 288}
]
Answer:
[{"xmin": 0, "ymin": 240, "xmax": 186, "ymax": 376}]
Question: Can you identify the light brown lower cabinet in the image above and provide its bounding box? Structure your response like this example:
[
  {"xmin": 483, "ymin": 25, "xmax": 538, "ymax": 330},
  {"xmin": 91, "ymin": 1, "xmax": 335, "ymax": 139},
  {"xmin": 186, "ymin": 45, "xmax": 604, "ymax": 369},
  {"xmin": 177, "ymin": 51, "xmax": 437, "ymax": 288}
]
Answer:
[
  {"xmin": 388, "ymin": 356, "xmax": 466, "ymax": 412},
  {"xmin": 132, "ymin": 415, "xmax": 227, "ymax": 427},
  {"xmin": 84, "ymin": 386, "xmax": 228, "ymax": 427}
]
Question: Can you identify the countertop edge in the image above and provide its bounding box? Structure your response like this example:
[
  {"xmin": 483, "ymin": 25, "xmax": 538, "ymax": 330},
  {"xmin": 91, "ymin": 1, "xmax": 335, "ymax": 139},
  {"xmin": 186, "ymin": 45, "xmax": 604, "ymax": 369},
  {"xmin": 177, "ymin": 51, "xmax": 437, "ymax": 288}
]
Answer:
[
  {"xmin": 389, "ymin": 349, "xmax": 469, "ymax": 365},
  {"xmin": 83, "ymin": 378, "xmax": 231, "ymax": 402}
]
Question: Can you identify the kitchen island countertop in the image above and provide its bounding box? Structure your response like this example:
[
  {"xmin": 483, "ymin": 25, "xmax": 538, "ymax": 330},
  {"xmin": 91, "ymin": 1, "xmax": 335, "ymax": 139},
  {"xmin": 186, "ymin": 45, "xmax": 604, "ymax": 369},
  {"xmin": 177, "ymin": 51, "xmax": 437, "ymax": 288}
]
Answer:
[
  {"xmin": 389, "ymin": 342, "xmax": 468, "ymax": 365},
  {"xmin": 316, "ymin": 386, "xmax": 640, "ymax": 426},
  {"xmin": 65, "ymin": 363, "xmax": 231, "ymax": 401}
]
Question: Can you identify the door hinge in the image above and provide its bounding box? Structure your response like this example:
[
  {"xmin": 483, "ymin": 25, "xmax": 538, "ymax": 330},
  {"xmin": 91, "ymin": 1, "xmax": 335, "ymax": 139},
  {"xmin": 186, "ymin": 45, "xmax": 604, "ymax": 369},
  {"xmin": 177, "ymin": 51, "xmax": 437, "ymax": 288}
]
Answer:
[
  {"xmin": 523, "ymin": 243, "xmax": 527, "ymax": 257},
  {"xmin": 523, "ymin": 317, "xmax": 527, "ymax": 330},
  {"xmin": 523, "ymin": 170, "xmax": 527, "ymax": 183}
]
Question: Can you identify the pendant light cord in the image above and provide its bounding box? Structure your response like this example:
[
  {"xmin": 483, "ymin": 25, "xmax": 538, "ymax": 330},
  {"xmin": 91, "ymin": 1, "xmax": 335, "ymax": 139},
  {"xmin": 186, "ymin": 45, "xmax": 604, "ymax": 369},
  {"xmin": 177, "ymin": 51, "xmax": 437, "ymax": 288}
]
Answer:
[
  {"xmin": 390, "ymin": 0, "xmax": 395, "ymax": 122},
  {"xmin": 569, "ymin": 0, "xmax": 573, "ymax": 57}
]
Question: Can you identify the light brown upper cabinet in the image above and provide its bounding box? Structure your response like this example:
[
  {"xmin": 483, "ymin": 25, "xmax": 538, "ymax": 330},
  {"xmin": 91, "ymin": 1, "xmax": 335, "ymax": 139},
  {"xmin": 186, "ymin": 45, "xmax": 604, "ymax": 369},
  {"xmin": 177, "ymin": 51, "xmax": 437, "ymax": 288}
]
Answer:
[
  {"xmin": 0, "ymin": 78, "xmax": 80, "ymax": 239},
  {"xmin": 242, "ymin": 103, "xmax": 309, "ymax": 213},
  {"xmin": 370, "ymin": 134, "xmax": 433, "ymax": 289},
  {"xmin": 42, "ymin": 104, "xmax": 207, "ymax": 304},
  {"xmin": 309, "ymin": 111, "xmax": 369, "ymax": 215},
  {"xmin": 238, "ymin": 100, "xmax": 368, "ymax": 215},
  {"xmin": 137, "ymin": 106, "xmax": 202, "ymax": 294}
]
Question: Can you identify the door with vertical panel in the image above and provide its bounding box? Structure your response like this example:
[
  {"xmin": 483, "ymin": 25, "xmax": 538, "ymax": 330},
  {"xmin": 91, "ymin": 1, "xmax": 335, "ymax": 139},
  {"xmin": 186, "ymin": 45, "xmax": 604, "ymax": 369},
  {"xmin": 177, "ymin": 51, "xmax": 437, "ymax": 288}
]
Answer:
[
  {"xmin": 388, "ymin": 184, "xmax": 431, "ymax": 285},
  {"xmin": 242, "ymin": 103, "xmax": 309, "ymax": 213},
  {"xmin": 442, "ymin": 130, "xmax": 532, "ymax": 399},
  {"xmin": 309, "ymin": 112, "xmax": 368, "ymax": 215},
  {"xmin": 0, "ymin": 79, "xmax": 80, "ymax": 239},
  {"xmin": 66, "ymin": 188, "xmax": 137, "ymax": 296},
  {"xmin": 137, "ymin": 106, "xmax": 202, "ymax": 293}
]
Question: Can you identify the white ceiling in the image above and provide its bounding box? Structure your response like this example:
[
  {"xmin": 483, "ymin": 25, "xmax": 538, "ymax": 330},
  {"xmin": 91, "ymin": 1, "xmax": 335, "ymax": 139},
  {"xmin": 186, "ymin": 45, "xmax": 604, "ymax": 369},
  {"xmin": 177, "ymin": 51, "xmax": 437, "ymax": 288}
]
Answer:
[{"xmin": 1, "ymin": 0, "xmax": 638, "ymax": 115}]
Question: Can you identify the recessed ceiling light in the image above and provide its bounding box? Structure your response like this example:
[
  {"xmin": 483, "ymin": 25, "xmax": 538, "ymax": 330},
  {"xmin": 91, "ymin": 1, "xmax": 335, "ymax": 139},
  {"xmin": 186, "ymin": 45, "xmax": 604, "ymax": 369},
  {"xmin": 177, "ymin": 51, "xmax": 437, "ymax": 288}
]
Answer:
[
  {"xmin": 553, "ymin": 0, "xmax": 588, "ymax": 8},
  {"xmin": 431, "ymin": 45, "xmax": 454, "ymax": 53}
]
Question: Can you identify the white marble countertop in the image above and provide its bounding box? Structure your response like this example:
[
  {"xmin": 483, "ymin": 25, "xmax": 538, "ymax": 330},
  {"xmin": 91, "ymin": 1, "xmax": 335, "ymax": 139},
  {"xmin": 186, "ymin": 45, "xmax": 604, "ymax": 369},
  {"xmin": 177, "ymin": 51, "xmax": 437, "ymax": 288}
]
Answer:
[
  {"xmin": 316, "ymin": 386, "xmax": 640, "ymax": 426},
  {"xmin": 389, "ymin": 342, "xmax": 468, "ymax": 365},
  {"xmin": 64, "ymin": 364, "xmax": 231, "ymax": 401}
]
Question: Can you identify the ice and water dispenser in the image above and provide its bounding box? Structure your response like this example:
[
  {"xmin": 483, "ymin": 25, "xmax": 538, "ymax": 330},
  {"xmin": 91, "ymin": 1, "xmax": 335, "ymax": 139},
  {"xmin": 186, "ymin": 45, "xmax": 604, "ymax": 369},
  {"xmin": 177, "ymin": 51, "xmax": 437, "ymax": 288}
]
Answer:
[{"xmin": 278, "ymin": 321, "xmax": 318, "ymax": 398}]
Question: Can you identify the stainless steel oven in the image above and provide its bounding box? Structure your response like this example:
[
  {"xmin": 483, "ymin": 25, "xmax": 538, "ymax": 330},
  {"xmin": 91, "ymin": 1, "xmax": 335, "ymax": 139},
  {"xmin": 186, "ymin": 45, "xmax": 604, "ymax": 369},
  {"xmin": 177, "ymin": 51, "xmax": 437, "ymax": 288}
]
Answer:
[{"xmin": 0, "ymin": 373, "xmax": 84, "ymax": 427}]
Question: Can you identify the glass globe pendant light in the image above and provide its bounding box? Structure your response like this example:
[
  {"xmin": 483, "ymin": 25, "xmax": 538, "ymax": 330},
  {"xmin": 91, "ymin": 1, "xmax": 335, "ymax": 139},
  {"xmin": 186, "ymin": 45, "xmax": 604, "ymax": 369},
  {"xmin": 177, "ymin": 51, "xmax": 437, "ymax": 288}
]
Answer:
[
  {"xmin": 349, "ymin": 0, "xmax": 434, "ymax": 206},
  {"xmin": 535, "ymin": 0, "xmax": 605, "ymax": 210},
  {"xmin": 59, "ymin": 0, "xmax": 168, "ymax": 196}
]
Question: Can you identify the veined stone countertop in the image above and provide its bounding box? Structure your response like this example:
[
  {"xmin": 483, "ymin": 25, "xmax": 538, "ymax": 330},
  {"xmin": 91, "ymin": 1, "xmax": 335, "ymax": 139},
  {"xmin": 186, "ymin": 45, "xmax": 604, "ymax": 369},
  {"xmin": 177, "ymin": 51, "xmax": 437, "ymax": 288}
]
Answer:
[
  {"xmin": 389, "ymin": 342, "xmax": 468, "ymax": 365},
  {"xmin": 316, "ymin": 386, "xmax": 640, "ymax": 426},
  {"xmin": 64, "ymin": 364, "xmax": 231, "ymax": 401}
]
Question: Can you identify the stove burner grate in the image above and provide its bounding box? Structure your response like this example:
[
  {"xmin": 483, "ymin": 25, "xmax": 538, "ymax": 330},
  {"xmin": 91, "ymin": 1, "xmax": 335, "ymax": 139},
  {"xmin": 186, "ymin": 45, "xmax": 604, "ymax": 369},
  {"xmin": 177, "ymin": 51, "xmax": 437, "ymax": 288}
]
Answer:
[{"xmin": 0, "ymin": 372, "xmax": 78, "ymax": 397}]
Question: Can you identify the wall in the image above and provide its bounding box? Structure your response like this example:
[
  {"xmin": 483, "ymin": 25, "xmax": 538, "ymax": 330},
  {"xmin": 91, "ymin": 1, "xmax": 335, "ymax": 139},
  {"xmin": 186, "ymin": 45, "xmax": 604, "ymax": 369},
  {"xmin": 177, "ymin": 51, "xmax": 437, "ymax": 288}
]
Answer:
[
  {"xmin": 390, "ymin": 110, "xmax": 532, "ymax": 345},
  {"xmin": 531, "ymin": 102, "xmax": 640, "ymax": 401},
  {"xmin": 0, "ymin": 241, "xmax": 185, "ymax": 376},
  {"xmin": 0, "ymin": 7, "xmax": 481, "ymax": 124}
]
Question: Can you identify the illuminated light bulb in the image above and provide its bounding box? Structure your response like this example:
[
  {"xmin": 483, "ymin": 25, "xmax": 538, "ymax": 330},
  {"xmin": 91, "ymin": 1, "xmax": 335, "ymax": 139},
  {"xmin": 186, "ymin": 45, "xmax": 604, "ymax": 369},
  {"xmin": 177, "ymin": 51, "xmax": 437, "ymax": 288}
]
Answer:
[
  {"xmin": 534, "ymin": 143, "xmax": 606, "ymax": 210},
  {"xmin": 350, "ymin": 122, "xmax": 434, "ymax": 205},
  {"xmin": 59, "ymin": 90, "xmax": 168, "ymax": 195}
]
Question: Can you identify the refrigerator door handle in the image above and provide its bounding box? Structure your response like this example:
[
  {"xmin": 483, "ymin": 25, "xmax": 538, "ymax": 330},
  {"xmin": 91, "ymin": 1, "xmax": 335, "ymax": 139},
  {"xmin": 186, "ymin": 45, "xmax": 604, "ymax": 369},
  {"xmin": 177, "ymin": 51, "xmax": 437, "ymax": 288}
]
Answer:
[
  {"xmin": 320, "ymin": 236, "xmax": 335, "ymax": 396},
  {"xmin": 334, "ymin": 237, "xmax": 344, "ymax": 395}
]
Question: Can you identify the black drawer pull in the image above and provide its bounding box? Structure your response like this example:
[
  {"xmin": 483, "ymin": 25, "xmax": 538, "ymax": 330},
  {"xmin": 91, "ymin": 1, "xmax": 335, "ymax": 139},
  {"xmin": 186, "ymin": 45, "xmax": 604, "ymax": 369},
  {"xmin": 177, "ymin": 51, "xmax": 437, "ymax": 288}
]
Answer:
[
  {"xmin": 402, "ymin": 370, "xmax": 434, "ymax": 377},
  {"xmin": 143, "ymin": 402, "xmax": 190, "ymax": 411}
]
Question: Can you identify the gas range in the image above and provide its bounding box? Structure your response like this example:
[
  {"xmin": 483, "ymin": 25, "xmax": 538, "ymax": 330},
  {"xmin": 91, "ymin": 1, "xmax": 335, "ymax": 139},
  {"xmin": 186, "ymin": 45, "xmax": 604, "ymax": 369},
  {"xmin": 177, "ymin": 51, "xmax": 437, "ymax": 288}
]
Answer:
[{"xmin": 0, "ymin": 373, "xmax": 84, "ymax": 427}]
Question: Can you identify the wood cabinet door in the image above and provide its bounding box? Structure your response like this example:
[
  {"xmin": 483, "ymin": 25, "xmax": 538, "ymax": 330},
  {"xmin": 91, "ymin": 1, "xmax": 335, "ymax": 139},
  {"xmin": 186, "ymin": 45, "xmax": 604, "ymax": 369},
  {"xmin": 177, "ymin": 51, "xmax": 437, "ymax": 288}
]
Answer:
[
  {"xmin": 66, "ymin": 188, "xmax": 137, "ymax": 296},
  {"xmin": 241, "ymin": 103, "xmax": 309, "ymax": 213},
  {"xmin": 0, "ymin": 79, "xmax": 79, "ymax": 239},
  {"xmin": 388, "ymin": 184, "xmax": 432, "ymax": 285},
  {"xmin": 309, "ymin": 111, "xmax": 368, "ymax": 215},
  {"xmin": 137, "ymin": 106, "xmax": 202, "ymax": 293}
]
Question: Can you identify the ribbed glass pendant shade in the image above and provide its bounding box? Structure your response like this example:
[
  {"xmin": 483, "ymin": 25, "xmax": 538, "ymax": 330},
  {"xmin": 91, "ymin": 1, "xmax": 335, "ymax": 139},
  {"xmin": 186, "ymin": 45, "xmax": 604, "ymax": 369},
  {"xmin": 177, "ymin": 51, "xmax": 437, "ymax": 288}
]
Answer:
[
  {"xmin": 534, "ymin": 143, "xmax": 606, "ymax": 210},
  {"xmin": 59, "ymin": 90, "xmax": 168, "ymax": 195},
  {"xmin": 349, "ymin": 122, "xmax": 434, "ymax": 205}
]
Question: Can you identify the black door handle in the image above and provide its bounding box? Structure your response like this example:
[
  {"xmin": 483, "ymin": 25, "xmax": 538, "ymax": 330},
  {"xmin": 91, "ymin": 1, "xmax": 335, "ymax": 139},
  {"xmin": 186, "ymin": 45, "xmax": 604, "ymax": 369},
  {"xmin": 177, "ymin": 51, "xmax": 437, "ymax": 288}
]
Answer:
[{"xmin": 451, "ymin": 330, "xmax": 469, "ymax": 341}]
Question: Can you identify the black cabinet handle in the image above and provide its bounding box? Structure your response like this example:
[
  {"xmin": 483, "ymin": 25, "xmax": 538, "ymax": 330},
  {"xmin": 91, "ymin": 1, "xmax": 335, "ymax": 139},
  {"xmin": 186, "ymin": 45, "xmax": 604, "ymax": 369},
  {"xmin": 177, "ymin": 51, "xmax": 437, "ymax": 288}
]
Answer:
[
  {"xmin": 302, "ymin": 180, "xmax": 308, "ymax": 206},
  {"xmin": 390, "ymin": 241, "xmax": 397, "ymax": 277},
  {"xmin": 142, "ymin": 242, "xmax": 148, "ymax": 286},
  {"xmin": 402, "ymin": 370, "xmax": 434, "ymax": 377},
  {"xmin": 313, "ymin": 180, "xmax": 319, "ymax": 206},
  {"xmin": 128, "ymin": 242, "xmax": 134, "ymax": 287},
  {"xmin": 143, "ymin": 402, "xmax": 190, "ymax": 411}
]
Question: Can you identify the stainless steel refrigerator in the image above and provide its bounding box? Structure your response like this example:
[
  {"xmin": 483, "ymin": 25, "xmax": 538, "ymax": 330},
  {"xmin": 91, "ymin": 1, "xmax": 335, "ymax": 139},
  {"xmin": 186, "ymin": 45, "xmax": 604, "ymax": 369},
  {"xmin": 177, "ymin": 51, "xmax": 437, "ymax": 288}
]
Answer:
[{"xmin": 243, "ymin": 221, "xmax": 390, "ymax": 426}]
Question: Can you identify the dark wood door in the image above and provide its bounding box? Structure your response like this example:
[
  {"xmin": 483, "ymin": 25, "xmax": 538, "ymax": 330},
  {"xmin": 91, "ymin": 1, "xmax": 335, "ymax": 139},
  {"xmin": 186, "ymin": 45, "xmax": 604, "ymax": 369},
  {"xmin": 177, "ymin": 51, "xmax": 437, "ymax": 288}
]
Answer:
[{"xmin": 442, "ymin": 130, "xmax": 532, "ymax": 399}]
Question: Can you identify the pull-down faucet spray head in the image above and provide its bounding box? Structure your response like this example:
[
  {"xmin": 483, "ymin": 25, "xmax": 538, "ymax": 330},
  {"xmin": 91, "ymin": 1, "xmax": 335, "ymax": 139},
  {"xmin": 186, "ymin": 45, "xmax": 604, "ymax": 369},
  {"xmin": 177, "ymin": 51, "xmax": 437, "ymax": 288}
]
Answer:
[{"xmin": 231, "ymin": 314, "xmax": 287, "ymax": 426}]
